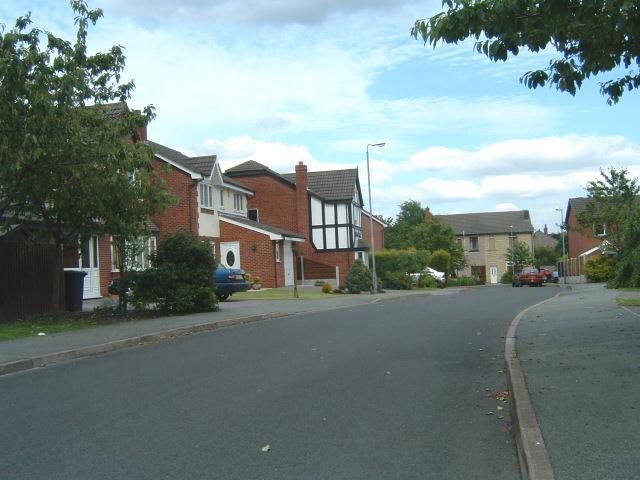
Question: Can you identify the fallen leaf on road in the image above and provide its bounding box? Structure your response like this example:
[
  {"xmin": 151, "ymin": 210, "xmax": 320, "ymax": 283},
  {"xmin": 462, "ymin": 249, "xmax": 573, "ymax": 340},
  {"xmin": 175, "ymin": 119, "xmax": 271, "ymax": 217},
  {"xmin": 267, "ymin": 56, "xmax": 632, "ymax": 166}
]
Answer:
[
  {"xmin": 490, "ymin": 391, "xmax": 510, "ymax": 401},
  {"xmin": 261, "ymin": 445, "xmax": 271, "ymax": 452},
  {"xmin": 497, "ymin": 406, "xmax": 504, "ymax": 411},
  {"xmin": 486, "ymin": 411, "xmax": 494, "ymax": 415}
]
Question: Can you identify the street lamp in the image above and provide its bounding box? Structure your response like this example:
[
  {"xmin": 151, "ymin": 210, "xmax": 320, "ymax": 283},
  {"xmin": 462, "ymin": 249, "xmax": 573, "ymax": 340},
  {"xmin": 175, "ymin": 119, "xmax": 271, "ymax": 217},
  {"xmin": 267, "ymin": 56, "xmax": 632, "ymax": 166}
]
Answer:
[
  {"xmin": 555, "ymin": 208, "xmax": 566, "ymax": 283},
  {"xmin": 510, "ymin": 225, "xmax": 515, "ymax": 278},
  {"xmin": 366, "ymin": 142, "xmax": 385, "ymax": 294}
]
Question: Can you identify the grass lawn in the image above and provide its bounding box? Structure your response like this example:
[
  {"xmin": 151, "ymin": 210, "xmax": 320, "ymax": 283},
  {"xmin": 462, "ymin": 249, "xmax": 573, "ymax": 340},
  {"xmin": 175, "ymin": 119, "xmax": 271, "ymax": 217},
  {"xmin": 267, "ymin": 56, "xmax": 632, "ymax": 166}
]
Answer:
[
  {"xmin": 619, "ymin": 287, "xmax": 640, "ymax": 292},
  {"xmin": 228, "ymin": 288, "xmax": 338, "ymax": 301},
  {"xmin": 617, "ymin": 297, "xmax": 640, "ymax": 307},
  {"xmin": 0, "ymin": 317, "xmax": 97, "ymax": 342}
]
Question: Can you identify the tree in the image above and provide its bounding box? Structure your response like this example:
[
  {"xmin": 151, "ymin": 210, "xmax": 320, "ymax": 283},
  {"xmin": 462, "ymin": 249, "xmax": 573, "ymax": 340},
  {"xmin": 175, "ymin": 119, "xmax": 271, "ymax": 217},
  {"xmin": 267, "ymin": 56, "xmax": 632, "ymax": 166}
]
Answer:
[
  {"xmin": 577, "ymin": 168, "xmax": 640, "ymax": 287},
  {"xmin": 384, "ymin": 200, "xmax": 426, "ymax": 249},
  {"xmin": 412, "ymin": 1, "xmax": 640, "ymax": 104},
  {"xmin": 429, "ymin": 249, "xmax": 451, "ymax": 275},
  {"xmin": 410, "ymin": 218, "xmax": 466, "ymax": 272},
  {"xmin": 0, "ymin": 1, "xmax": 172, "ymax": 308},
  {"xmin": 577, "ymin": 168, "xmax": 639, "ymax": 250},
  {"xmin": 506, "ymin": 241, "xmax": 533, "ymax": 274},
  {"xmin": 534, "ymin": 245, "xmax": 558, "ymax": 266},
  {"xmin": 0, "ymin": 2, "xmax": 171, "ymax": 243}
]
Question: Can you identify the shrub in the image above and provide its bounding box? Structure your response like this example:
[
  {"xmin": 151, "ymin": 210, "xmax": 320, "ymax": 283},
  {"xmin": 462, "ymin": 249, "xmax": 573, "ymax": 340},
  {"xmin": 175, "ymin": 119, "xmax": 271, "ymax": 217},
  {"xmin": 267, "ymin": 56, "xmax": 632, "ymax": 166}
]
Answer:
[
  {"xmin": 384, "ymin": 272, "xmax": 414, "ymax": 290},
  {"xmin": 429, "ymin": 249, "xmax": 451, "ymax": 275},
  {"xmin": 501, "ymin": 271, "xmax": 513, "ymax": 284},
  {"xmin": 585, "ymin": 255, "xmax": 614, "ymax": 283},
  {"xmin": 417, "ymin": 274, "xmax": 437, "ymax": 288},
  {"xmin": 322, "ymin": 282, "xmax": 332, "ymax": 294},
  {"xmin": 374, "ymin": 249, "xmax": 429, "ymax": 283},
  {"xmin": 345, "ymin": 260, "xmax": 371, "ymax": 294},
  {"xmin": 132, "ymin": 230, "xmax": 217, "ymax": 313},
  {"xmin": 447, "ymin": 276, "xmax": 481, "ymax": 287}
]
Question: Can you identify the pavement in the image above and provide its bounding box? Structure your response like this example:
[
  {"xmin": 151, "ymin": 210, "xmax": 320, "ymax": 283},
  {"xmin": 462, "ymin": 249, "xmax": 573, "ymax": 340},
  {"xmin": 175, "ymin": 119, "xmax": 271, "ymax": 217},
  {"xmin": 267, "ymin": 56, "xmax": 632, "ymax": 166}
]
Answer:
[
  {"xmin": 513, "ymin": 283, "xmax": 640, "ymax": 480},
  {"xmin": 0, "ymin": 287, "xmax": 459, "ymax": 376}
]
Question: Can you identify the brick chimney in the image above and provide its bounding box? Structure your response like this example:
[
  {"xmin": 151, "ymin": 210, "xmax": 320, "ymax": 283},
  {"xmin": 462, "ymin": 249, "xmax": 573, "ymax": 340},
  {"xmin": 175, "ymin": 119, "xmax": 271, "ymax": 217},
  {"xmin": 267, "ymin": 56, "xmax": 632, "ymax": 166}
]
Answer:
[
  {"xmin": 544, "ymin": 224, "xmax": 548, "ymax": 235},
  {"xmin": 295, "ymin": 161, "xmax": 309, "ymax": 244},
  {"xmin": 424, "ymin": 206, "xmax": 433, "ymax": 222}
]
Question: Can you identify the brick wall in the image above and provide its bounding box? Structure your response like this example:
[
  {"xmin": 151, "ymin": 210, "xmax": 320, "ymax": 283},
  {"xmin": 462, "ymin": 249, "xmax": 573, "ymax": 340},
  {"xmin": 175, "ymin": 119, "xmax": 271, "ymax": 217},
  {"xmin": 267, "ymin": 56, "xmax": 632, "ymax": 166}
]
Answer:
[
  {"xmin": 98, "ymin": 235, "xmax": 114, "ymax": 297},
  {"xmin": 219, "ymin": 222, "xmax": 284, "ymax": 288},
  {"xmin": 150, "ymin": 157, "xmax": 199, "ymax": 240},
  {"xmin": 228, "ymin": 175, "xmax": 298, "ymax": 232},
  {"xmin": 362, "ymin": 215, "xmax": 385, "ymax": 251},
  {"xmin": 567, "ymin": 208, "xmax": 599, "ymax": 258}
]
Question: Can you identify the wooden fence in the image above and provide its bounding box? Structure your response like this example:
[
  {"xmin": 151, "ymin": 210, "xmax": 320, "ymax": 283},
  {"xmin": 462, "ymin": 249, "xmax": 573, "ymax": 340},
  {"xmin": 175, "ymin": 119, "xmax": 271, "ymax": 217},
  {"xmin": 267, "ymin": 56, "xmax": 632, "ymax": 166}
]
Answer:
[{"xmin": 0, "ymin": 241, "xmax": 64, "ymax": 322}]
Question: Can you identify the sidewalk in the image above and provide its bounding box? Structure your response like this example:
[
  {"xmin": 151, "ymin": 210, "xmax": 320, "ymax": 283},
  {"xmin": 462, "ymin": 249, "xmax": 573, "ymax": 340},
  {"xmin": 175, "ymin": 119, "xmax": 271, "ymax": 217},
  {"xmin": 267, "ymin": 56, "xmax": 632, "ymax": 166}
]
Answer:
[
  {"xmin": 0, "ymin": 288, "xmax": 459, "ymax": 375},
  {"xmin": 516, "ymin": 284, "xmax": 640, "ymax": 479}
]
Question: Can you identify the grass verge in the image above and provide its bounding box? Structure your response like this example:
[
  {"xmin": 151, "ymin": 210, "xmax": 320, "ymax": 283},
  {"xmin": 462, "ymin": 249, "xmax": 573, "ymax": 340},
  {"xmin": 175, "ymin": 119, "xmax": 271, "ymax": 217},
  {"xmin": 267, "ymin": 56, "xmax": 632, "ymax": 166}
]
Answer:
[
  {"xmin": 228, "ymin": 288, "xmax": 337, "ymax": 301},
  {"xmin": 0, "ymin": 317, "xmax": 97, "ymax": 342},
  {"xmin": 617, "ymin": 297, "xmax": 640, "ymax": 307}
]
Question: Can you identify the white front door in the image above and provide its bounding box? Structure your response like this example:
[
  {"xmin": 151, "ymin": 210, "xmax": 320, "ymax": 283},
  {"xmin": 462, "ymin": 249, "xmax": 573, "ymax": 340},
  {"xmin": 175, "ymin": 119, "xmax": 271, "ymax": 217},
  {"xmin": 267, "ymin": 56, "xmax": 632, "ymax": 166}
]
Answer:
[
  {"xmin": 221, "ymin": 242, "xmax": 241, "ymax": 269},
  {"xmin": 81, "ymin": 236, "xmax": 101, "ymax": 299},
  {"xmin": 490, "ymin": 266, "xmax": 498, "ymax": 284},
  {"xmin": 283, "ymin": 241, "xmax": 294, "ymax": 286}
]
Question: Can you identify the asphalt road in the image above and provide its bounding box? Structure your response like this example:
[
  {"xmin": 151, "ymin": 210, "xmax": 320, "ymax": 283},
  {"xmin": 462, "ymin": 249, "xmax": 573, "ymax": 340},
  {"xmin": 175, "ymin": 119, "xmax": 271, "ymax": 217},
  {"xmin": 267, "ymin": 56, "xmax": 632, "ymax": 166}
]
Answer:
[{"xmin": 0, "ymin": 286, "xmax": 555, "ymax": 480}]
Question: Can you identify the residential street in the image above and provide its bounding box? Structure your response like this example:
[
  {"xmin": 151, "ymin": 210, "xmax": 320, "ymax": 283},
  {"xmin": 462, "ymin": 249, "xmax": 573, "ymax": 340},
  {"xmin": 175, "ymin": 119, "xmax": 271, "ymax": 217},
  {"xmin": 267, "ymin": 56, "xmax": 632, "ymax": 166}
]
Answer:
[{"xmin": 1, "ymin": 287, "xmax": 554, "ymax": 480}]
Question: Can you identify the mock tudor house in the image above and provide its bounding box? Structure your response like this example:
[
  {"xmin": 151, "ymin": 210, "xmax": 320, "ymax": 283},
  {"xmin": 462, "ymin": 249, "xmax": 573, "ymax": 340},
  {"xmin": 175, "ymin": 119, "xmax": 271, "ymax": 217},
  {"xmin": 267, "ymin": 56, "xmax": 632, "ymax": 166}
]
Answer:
[
  {"xmin": 225, "ymin": 160, "xmax": 385, "ymax": 286},
  {"xmin": 434, "ymin": 209, "xmax": 534, "ymax": 284}
]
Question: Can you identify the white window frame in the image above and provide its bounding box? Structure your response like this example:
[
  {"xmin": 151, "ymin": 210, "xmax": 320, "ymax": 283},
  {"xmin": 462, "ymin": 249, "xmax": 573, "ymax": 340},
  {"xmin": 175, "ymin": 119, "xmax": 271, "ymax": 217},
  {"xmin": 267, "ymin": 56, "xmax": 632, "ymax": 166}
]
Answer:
[
  {"xmin": 200, "ymin": 183, "xmax": 213, "ymax": 208},
  {"xmin": 110, "ymin": 235, "xmax": 156, "ymax": 272},
  {"xmin": 275, "ymin": 241, "xmax": 281, "ymax": 263},
  {"xmin": 233, "ymin": 193, "xmax": 244, "ymax": 211}
]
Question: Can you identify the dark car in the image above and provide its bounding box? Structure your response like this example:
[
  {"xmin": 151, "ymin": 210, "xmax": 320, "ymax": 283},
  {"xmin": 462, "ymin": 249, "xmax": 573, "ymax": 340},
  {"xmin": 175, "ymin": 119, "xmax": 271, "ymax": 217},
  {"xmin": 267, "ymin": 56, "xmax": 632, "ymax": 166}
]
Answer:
[
  {"xmin": 108, "ymin": 265, "xmax": 249, "ymax": 301},
  {"xmin": 214, "ymin": 264, "xmax": 249, "ymax": 301}
]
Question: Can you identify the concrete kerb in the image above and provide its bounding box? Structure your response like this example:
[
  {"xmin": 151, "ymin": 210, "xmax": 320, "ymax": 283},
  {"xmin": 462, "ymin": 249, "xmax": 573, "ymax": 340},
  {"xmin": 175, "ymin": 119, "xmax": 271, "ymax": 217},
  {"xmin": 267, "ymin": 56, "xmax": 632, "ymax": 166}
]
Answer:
[
  {"xmin": 0, "ymin": 312, "xmax": 290, "ymax": 377},
  {"xmin": 0, "ymin": 289, "xmax": 456, "ymax": 378},
  {"xmin": 505, "ymin": 292, "xmax": 560, "ymax": 480}
]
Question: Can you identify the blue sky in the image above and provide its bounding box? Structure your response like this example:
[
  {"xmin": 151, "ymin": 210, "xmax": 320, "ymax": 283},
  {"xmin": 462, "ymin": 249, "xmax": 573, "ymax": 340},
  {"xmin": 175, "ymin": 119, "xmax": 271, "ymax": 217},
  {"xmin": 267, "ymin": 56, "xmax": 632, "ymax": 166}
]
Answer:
[{"xmin": 4, "ymin": 0, "xmax": 640, "ymax": 232}]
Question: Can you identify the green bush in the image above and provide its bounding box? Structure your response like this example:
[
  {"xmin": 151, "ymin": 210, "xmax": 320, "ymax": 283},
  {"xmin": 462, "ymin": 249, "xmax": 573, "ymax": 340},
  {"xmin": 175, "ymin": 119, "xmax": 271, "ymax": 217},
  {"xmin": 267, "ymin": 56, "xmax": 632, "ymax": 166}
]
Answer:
[
  {"xmin": 585, "ymin": 255, "xmax": 614, "ymax": 283},
  {"xmin": 345, "ymin": 260, "xmax": 371, "ymax": 294},
  {"xmin": 132, "ymin": 230, "xmax": 217, "ymax": 313},
  {"xmin": 501, "ymin": 271, "xmax": 513, "ymax": 284},
  {"xmin": 322, "ymin": 282, "xmax": 332, "ymax": 294},
  {"xmin": 447, "ymin": 276, "xmax": 481, "ymax": 287},
  {"xmin": 384, "ymin": 272, "xmax": 414, "ymax": 290},
  {"xmin": 374, "ymin": 249, "xmax": 429, "ymax": 283},
  {"xmin": 429, "ymin": 249, "xmax": 451, "ymax": 275},
  {"xmin": 417, "ymin": 274, "xmax": 437, "ymax": 288}
]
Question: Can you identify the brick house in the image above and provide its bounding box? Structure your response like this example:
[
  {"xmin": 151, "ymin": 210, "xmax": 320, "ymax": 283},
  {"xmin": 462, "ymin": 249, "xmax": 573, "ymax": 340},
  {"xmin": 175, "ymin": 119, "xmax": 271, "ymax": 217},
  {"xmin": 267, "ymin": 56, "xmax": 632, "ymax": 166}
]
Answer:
[
  {"xmin": 565, "ymin": 197, "xmax": 609, "ymax": 259},
  {"xmin": 225, "ymin": 160, "xmax": 385, "ymax": 287},
  {"xmin": 147, "ymin": 141, "xmax": 305, "ymax": 290},
  {"xmin": 435, "ymin": 210, "xmax": 534, "ymax": 284}
]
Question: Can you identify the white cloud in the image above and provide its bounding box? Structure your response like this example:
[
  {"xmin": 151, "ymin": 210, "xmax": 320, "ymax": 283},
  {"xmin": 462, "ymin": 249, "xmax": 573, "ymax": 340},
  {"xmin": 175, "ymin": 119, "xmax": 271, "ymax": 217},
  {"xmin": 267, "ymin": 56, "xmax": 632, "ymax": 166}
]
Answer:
[
  {"xmin": 495, "ymin": 203, "xmax": 519, "ymax": 211},
  {"xmin": 405, "ymin": 135, "xmax": 640, "ymax": 175}
]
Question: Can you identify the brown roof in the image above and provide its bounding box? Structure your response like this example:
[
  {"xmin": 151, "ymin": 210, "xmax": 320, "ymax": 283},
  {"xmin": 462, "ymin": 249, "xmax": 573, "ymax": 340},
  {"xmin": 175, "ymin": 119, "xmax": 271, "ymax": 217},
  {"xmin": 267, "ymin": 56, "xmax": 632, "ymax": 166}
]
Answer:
[
  {"xmin": 281, "ymin": 169, "xmax": 359, "ymax": 201},
  {"xmin": 435, "ymin": 210, "xmax": 534, "ymax": 235},
  {"xmin": 149, "ymin": 141, "xmax": 215, "ymax": 177},
  {"xmin": 226, "ymin": 161, "xmax": 360, "ymax": 202},
  {"xmin": 219, "ymin": 213, "xmax": 304, "ymax": 239}
]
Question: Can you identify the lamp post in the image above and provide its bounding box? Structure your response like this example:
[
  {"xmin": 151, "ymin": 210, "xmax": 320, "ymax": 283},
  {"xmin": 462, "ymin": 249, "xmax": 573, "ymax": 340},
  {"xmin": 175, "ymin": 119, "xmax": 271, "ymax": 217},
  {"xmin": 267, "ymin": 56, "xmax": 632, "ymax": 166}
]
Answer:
[
  {"xmin": 555, "ymin": 208, "xmax": 566, "ymax": 283},
  {"xmin": 366, "ymin": 142, "xmax": 385, "ymax": 294},
  {"xmin": 510, "ymin": 225, "xmax": 515, "ymax": 278}
]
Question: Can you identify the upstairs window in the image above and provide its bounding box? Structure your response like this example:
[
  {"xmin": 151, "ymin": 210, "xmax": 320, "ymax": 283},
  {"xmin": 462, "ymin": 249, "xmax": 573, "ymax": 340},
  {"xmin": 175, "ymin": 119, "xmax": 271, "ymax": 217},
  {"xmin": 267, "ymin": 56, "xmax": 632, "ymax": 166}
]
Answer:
[
  {"xmin": 233, "ymin": 193, "xmax": 244, "ymax": 211},
  {"xmin": 199, "ymin": 183, "xmax": 213, "ymax": 208},
  {"xmin": 594, "ymin": 223, "xmax": 607, "ymax": 236},
  {"xmin": 248, "ymin": 209, "xmax": 259, "ymax": 222},
  {"xmin": 469, "ymin": 236, "xmax": 479, "ymax": 251},
  {"xmin": 220, "ymin": 189, "xmax": 225, "ymax": 207},
  {"xmin": 488, "ymin": 236, "xmax": 496, "ymax": 251}
]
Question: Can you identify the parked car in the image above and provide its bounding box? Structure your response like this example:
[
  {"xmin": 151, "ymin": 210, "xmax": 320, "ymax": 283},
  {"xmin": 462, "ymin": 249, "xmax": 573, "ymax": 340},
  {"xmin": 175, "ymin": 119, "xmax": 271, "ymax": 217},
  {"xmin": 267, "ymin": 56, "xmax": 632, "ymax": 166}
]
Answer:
[
  {"xmin": 513, "ymin": 267, "xmax": 546, "ymax": 287},
  {"xmin": 108, "ymin": 265, "xmax": 249, "ymax": 301},
  {"xmin": 410, "ymin": 267, "xmax": 446, "ymax": 287},
  {"xmin": 214, "ymin": 264, "xmax": 249, "ymax": 301}
]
